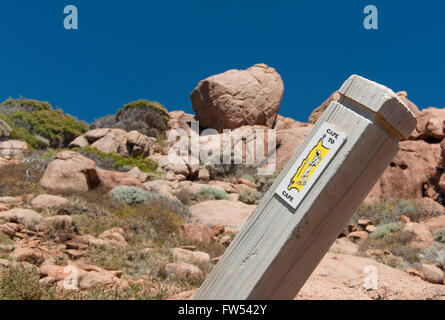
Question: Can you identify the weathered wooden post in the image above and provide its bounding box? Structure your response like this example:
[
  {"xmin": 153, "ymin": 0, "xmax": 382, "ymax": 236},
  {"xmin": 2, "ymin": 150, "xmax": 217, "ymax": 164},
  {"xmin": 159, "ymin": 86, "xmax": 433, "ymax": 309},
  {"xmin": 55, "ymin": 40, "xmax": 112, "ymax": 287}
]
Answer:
[{"xmin": 193, "ymin": 75, "xmax": 417, "ymax": 300}]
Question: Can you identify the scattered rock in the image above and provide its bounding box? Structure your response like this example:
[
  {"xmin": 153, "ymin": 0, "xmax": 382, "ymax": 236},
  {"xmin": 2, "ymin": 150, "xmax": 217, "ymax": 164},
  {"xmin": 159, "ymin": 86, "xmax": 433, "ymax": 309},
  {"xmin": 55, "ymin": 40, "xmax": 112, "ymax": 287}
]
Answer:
[
  {"xmin": 365, "ymin": 225, "xmax": 376, "ymax": 233},
  {"xmin": 413, "ymin": 107, "xmax": 445, "ymax": 140},
  {"xmin": 178, "ymin": 223, "xmax": 214, "ymax": 245},
  {"xmin": 0, "ymin": 223, "xmax": 19, "ymax": 237},
  {"xmin": 165, "ymin": 262, "xmax": 202, "ymax": 280},
  {"xmin": 405, "ymin": 268, "xmax": 421, "ymax": 277},
  {"xmin": 97, "ymin": 168, "xmax": 146, "ymax": 191},
  {"xmin": 237, "ymin": 178, "xmax": 256, "ymax": 189},
  {"xmin": 40, "ymin": 151, "xmax": 100, "ymax": 193},
  {"xmin": 348, "ymin": 231, "xmax": 369, "ymax": 241},
  {"xmin": 420, "ymin": 264, "xmax": 444, "ymax": 284},
  {"xmin": 297, "ymin": 253, "xmax": 445, "ymax": 300},
  {"xmin": 403, "ymin": 222, "xmax": 433, "ymax": 250},
  {"xmin": 167, "ymin": 288, "xmax": 197, "ymax": 300},
  {"xmin": 400, "ymin": 215, "xmax": 411, "ymax": 224},
  {"xmin": 329, "ymin": 237, "xmax": 358, "ymax": 255},
  {"xmin": 197, "ymin": 168, "xmax": 210, "ymax": 181},
  {"xmin": 308, "ymin": 91, "xmax": 341, "ymax": 124},
  {"xmin": 144, "ymin": 180, "xmax": 175, "ymax": 197},
  {"xmin": 126, "ymin": 130, "xmax": 153, "ymax": 157},
  {"xmin": 0, "ymin": 259, "xmax": 12, "ymax": 267},
  {"xmin": 0, "ymin": 140, "xmax": 27, "ymax": 159},
  {"xmin": 69, "ymin": 135, "xmax": 89, "ymax": 148},
  {"xmin": 89, "ymin": 128, "xmax": 128, "ymax": 154},
  {"xmin": 219, "ymin": 235, "xmax": 232, "ymax": 246},
  {"xmin": 0, "ymin": 197, "xmax": 19, "ymax": 205},
  {"xmin": 98, "ymin": 228, "xmax": 128, "ymax": 247},
  {"xmin": 79, "ymin": 271, "xmax": 117, "ymax": 290},
  {"xmin": 378, "ymin": 140, "xmax": 441, "ymax": 200},
  {"xmin": 39, "ymin": 264, "xmax": 70, "ymax": 281},
  {"xmin": 39, "ymin": 277, "xmax": 57, "ymax": 285},
  {"xmin": 358, "ymin": 219, "xmax": 372, "ymax": 227},
  {"xmin": 67, "ymin": 249, "xmax": 84, "ymax": 260},
  {"xmin": 171, "ymin": 248, "xmax": 210, "ymax": 265},
  {"xmin": 417, "ymin": 197, "xmax": 445, "ymax": 215},
  {"xmin": 36, "ymin": 215, "xmax": 72, "ymax": 233},
  {"xmin": 423, "ymin": 215, "xmax": 445, "ymax": 234},
  {"xmin": 189, "ymin": 200, "xmax": 256, "ymax": 233},
  {"xmin": 211, "ymin": 256, "xmax": 222, "ymax": 264},
  {"xmin": 127, "ymin": 167, "xmax": 149, "ymax": 183},
  {"xmin": 31, "ymin": 194, "xmax": 69, "ymax": 210},
  {"xmin": 10, "ymin": 247, "xmax": 44, "ymax": 265},
  {"xmin": 0, "ymin": 208, "xmax": 42, "ymax": 228},
  {"xmin": 211, "ymin": 224, "xmax": 225, "ymax": 237},
  {"xmin": 276, "ymin": 126, "xmax": 313, "ymax": 169}
]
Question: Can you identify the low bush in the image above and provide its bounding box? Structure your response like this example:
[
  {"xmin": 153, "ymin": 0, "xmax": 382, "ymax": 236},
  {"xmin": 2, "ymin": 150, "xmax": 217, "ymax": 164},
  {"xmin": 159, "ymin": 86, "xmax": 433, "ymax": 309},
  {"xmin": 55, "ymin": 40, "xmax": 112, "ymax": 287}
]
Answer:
[
  {"xmin": 352, "ymin": 199, "xmax": 432, "ymax": 226},
  {"xmin": 369, "ymin": 223, "xmax": 404, "ymax": 239},
  {"xmin": 108, "ymin": 186, "xmax": 190, "ymax": 219},
  {"xmin": 196, "ymin": 187, "xmax": 229, "ymax": 201},
  {"xmin": 0, "ymin": 151, "xmax": 50, "ymax": 196},
  {"xmin": 433, "ymin": 229, "xmax": 445, "ymax": 244},
  {"xmin": 421, "ymin": 242, "xmax": 445, "ymax": 268},
  {"xmin": 74, "ymin": 146, "xmax": 158, "ymax": 173},
  {"xmin": 109, "ymin": 186, "xmax": 152, "ymax": 206},
  {"xmin": 238, "ymin": 189, "xmax": 262, "ymax": 205},
  {"xmin": 0, "ymin": 264, "xmax": 56, "ymax": 300},
  {"xmin": 0, "ymin": 98, "xmax": 87, "ymax": 149},
  {"xmin": 359, "ymin": 229, "xmax": 420, "ymax": 269},
  {"xmin": 91, "ymin": 99, "xmax": 170, "ymax": 137},
  {"xmin": 174, "ymin": 189, "xmax": 196, "ymax": 206}
]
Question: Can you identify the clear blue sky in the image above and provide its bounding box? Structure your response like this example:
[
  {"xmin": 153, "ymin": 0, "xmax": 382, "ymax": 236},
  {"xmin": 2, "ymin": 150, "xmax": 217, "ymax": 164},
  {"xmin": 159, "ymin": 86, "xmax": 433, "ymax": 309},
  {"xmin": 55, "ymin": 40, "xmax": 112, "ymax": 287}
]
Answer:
[{"xmin": 0, "ymin": 1, "xmax": 443, "ymax": 123}]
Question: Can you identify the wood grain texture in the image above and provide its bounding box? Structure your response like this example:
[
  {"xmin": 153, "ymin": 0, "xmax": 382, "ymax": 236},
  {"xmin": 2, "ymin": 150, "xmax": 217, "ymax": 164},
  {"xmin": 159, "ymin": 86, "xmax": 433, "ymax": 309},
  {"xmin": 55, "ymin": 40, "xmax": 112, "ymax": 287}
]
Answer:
[{"xmin": 193, "ymin": 75, "xmax": 417, "ymax": 300}]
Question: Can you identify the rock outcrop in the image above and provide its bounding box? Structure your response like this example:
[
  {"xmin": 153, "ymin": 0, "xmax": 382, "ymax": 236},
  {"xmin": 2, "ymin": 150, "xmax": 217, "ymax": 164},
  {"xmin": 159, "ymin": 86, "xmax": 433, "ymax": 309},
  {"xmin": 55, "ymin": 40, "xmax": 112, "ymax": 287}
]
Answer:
[
  {"xmin": 40, "ymin": 151, "xmax": 100, "ymax": 193},
  {"xmin": 70, "ymin": 128, "xmax": 155, "ymax": 158},
  {"xmin": 39, "ymin": 151, "xmax": 146, "ymax": 193},
  {"xmin": 0, "ymin": 140, "xmax": 27, "ymax": 159},
  {"xmin": 191, "ymin": 64, "xmax": 284, "ymax": 132}
]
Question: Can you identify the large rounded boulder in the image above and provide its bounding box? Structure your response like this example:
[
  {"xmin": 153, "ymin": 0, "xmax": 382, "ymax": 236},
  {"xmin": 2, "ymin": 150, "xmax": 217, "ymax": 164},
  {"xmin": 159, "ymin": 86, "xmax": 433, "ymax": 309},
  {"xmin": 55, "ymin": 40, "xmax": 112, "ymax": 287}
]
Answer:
[{"xmin": 190, "ymin": 64, "xmax": 284, "ymax": 132}]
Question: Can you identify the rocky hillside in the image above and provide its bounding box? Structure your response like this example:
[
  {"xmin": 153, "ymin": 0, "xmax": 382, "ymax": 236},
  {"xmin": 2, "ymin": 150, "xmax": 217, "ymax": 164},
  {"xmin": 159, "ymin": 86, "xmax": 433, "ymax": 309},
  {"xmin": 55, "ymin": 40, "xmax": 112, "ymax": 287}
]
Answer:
[{"xmin": 0, "ymin": 64, "xmax": 445, "ymax": 300}]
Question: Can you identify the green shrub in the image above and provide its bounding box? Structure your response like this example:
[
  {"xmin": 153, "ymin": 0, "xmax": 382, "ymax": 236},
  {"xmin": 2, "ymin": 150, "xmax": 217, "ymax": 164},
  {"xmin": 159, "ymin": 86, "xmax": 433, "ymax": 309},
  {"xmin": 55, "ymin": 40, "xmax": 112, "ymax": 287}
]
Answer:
[
  {"xmin": 118, "ymin": 100, "xmax": 170, "ymax": 124},
  {"xmin": 197, "ymin": 187, "xmax": 229, "ymax": 200},
  {"xmin": 0, "ymin": 264, "xmax": 55, "ymax": 300},
  {"xmin": 434, "ymin": 229, "xmax": 445, "ymax": 244},
  {"xmin": 370, "ymin": 222, "xmax": 404, "ymax": 239},
  {"xmin": 109, "ymin": 186, "xmax": 153, "ymax": 206},
  {"xmin": 240, "ymin": 174, "xmax": 255, "ymax": 183},
  {"xmin": 238, "ymin": 189, "xmax": 262, "ymax": 205},
  {"xmin": 359, "ymin": 230, "xmax": 420, "ymax": 269},
  {"xmin": 207, "ymin": 160, "xmax": 259, "ymax": 182},
  {"xmin": 91, "ymin": 99, "xmax": 170, "ymax": 137},
  {"xmin": 0, "ymin": 118, "xmax": 12, "ymax": 138},
  {"xmin": 174, "ymin": 189, "xmax": 196, "ymax": 206},
  {"xmin": 421, "ymin": 242, "xmax": 445, "ymax": 267},
  {"xmin": 74, "ymin": 146, "xmax": 158, "ymax": 173},
  {"xmin": 0, "ymin": 151, "xmax": 49, "ymax": 196},
  {"xmin": 109, "ymin": 186, "xmax": 190, "ymax": 219},
  {"xmin": 0, "ymin": 98, "xmax": 87, "ymax": 149},
  {"xmin": 256, "ymin": 169, "xmax": 281, "ymax": 196},
  {"xmin": 352, "ymin": 199, "xmax": 431, "ymax": 226},
  {"xmin": 147, "ymin": 195, "xmax": 191, "ymax": 219}
]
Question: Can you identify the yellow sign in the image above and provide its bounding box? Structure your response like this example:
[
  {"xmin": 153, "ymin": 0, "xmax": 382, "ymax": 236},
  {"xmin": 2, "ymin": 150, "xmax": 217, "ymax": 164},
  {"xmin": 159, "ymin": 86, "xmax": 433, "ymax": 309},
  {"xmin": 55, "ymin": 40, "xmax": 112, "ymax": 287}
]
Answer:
[{"xmin": 288, "ymin": 137, "xmax": 330, "ymax": 192}]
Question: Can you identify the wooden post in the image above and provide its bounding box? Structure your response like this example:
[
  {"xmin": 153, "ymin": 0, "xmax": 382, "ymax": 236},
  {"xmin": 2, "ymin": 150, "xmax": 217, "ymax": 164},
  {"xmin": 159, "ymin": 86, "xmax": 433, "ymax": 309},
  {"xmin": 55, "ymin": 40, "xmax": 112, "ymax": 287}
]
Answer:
[{"xmin": 193, "ymin": 75, "xmax": 417, "ymax": 300}]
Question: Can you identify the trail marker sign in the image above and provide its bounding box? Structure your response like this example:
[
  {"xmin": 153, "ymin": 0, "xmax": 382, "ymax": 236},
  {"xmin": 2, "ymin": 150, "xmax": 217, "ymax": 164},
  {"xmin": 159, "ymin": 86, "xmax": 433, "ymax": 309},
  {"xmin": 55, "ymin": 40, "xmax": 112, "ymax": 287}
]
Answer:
[
  {"xmin": 276, "ymin": 122, "xmax": 347, "ymax": 210},
  {"xmin": 194, "ymin": 75, "xmax": 417, "ymax": 300}
]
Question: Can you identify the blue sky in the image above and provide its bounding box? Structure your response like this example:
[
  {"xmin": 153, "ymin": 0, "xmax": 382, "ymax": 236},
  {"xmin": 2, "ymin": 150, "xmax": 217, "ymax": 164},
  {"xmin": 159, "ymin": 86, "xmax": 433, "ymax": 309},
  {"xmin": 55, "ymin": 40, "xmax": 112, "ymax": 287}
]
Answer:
[{"xmin": 0, "ymin": 1, "xmax": 444, "ymax": 123}]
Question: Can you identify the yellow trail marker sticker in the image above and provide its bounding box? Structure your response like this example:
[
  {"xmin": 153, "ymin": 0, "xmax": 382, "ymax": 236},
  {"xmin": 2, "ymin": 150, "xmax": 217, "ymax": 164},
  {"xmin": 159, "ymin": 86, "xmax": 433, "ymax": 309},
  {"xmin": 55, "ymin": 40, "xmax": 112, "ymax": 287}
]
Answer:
[{"xmin": 276, "ymin": 122, "xmax": 347, "ymax": 210}]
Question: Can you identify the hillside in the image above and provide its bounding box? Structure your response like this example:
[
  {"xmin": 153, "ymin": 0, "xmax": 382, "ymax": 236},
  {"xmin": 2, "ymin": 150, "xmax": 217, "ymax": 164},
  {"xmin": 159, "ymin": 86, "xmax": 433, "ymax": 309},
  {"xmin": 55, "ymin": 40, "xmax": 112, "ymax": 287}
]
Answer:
[{"xmin": 0, "ymin": 64, "xmax": 444, "ymax": 300}]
